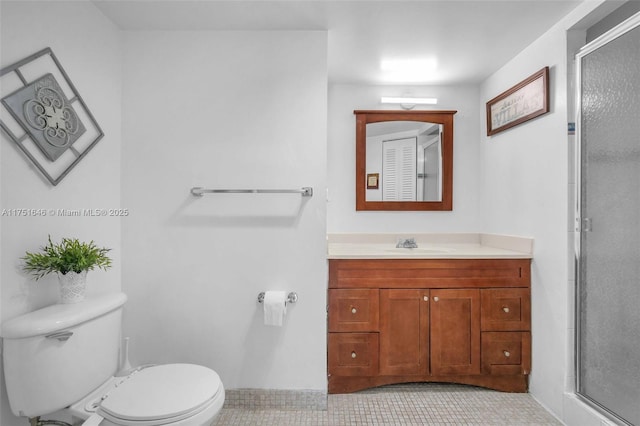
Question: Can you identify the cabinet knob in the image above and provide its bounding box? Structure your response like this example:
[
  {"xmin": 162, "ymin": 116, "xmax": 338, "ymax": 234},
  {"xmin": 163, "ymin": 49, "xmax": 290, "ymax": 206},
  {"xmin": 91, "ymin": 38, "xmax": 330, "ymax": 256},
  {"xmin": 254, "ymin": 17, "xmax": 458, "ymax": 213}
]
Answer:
[
  {"xmin": 351, "ymin": 351, "xmax": 357, "ymax": 359},
  {"xmin": 351, "ymin": 307, "xmax": 357, "ymax": 314},
  {"xmin": 503, "ymin": 350, "xmax": 511, "ymax": 357},
  {"xmin": 502, "ymin": 306, "xmax": 510, "ymax": 313},
  {"xmin": 423, "ymin": 296, "xmax": 429, "ymax": 301},
  {"xmin": 433, "ymin": 296, "xmax": 439, "ymax": 302}
]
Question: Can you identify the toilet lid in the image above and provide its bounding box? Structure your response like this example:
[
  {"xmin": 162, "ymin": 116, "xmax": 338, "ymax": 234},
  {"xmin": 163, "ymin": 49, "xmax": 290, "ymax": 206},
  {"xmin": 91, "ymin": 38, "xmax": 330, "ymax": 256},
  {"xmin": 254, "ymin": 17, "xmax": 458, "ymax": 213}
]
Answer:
[{"xmin": 98, "ymin": 364, "xmax": 222, "ymax": 424}]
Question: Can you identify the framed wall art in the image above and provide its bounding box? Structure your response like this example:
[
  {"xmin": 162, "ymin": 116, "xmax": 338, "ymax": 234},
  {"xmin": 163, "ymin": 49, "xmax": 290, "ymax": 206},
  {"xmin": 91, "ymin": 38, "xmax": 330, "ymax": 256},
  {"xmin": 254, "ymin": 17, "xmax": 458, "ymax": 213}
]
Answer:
[
  {"xmin": 486, "ymin": 66, "xmax": 549, "ymax": 136},
  {"xmin": 366, "ymin": 173, "xmax": 379, "ymax": 189}
]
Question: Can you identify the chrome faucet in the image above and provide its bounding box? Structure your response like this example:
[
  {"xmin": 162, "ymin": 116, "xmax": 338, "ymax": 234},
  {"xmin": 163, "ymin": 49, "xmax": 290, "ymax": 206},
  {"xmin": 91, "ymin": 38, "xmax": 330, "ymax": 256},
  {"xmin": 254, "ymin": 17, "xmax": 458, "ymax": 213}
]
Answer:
[{"xmin": 396, "ymin": 237, "xmax": 418, "ymax": 248}]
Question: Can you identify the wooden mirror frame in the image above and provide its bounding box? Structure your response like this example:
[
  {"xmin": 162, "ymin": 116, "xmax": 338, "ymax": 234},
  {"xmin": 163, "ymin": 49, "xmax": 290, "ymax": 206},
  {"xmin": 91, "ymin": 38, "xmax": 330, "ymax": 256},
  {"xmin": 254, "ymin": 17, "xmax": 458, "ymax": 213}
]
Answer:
[{"xmin": 355, "ymin": 110, "xmax": 456, "ymax": 211}]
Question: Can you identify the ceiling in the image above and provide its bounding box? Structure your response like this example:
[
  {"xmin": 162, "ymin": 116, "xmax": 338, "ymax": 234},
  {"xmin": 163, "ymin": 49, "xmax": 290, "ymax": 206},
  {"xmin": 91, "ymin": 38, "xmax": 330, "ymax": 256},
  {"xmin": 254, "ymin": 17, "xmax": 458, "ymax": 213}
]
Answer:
[{"xmin": 93, "ymin": 0, "xmax": 583, "ymax": 85}]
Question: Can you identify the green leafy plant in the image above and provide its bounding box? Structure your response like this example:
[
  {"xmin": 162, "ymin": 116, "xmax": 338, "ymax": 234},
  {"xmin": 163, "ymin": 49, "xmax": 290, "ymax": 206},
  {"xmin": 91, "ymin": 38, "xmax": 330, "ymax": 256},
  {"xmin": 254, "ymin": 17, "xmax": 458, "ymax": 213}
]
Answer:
[{"xmin": 22, "ymin": 236, "xmax": 112, "ymax": 280}]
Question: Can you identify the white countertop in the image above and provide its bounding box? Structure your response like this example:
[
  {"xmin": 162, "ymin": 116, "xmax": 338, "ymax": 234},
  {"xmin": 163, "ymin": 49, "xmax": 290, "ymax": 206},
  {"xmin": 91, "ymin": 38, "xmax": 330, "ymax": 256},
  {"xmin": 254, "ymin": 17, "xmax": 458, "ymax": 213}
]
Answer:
[{"xmin": 327, "ymin": 233, "xmax": 533, "ymax": 259}]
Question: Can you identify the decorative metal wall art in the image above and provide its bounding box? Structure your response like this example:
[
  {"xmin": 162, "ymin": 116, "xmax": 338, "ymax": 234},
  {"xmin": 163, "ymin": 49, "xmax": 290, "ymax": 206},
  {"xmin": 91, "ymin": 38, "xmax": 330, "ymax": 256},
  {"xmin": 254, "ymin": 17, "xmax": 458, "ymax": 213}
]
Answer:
[{"xmin": 0, "ymin": 48, "xmax": 103, "ymax": 185}]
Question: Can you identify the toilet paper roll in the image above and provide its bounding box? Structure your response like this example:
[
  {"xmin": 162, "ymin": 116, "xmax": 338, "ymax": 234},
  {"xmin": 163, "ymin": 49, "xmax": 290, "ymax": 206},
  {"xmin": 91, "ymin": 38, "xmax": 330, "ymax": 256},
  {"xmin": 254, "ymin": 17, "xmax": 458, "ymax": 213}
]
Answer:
[{"xmin": 263, "ymin": 291, "xmax": 287, "ymax": 326}]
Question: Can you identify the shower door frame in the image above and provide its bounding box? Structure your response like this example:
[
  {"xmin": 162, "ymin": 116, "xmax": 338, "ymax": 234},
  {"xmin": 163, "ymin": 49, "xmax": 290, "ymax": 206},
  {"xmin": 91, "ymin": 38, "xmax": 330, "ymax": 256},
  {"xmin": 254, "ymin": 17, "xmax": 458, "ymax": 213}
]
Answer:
[{"xmin": 574, "ymin": 11, "xmax": 640, "ymax": 426}]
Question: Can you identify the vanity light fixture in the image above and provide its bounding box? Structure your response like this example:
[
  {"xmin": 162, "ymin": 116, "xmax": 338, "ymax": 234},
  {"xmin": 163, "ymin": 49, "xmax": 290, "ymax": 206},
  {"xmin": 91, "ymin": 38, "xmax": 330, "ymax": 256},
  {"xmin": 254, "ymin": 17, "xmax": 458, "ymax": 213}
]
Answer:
[{"xmin": 380, "ymin": 96, "xmax": 438, "ymax": 109}]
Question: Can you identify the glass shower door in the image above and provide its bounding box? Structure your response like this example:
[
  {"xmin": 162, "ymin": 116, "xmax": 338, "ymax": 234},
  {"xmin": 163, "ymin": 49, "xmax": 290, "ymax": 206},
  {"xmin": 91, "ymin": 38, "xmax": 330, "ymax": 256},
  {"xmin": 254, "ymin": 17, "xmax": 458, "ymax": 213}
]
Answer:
[{"xmin": 576, "ymin": 13, "xmax": 640, "ymax": 426}]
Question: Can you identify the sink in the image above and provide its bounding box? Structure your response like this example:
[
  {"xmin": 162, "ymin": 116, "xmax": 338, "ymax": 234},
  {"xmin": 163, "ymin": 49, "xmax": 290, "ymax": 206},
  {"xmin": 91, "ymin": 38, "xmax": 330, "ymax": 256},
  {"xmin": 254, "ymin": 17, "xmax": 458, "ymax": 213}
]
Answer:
[{"xmin": 385, "ymin": 247, "xmax": 455, "ymax": 254}]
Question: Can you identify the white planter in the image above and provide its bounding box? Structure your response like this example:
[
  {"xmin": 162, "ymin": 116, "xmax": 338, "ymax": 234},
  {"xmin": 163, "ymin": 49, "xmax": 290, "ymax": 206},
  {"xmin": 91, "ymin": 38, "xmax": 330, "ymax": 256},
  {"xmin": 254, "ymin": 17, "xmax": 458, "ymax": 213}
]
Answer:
[{"xmin": 58, "ymin": 270, "xmax": 87, "ymax": 303}]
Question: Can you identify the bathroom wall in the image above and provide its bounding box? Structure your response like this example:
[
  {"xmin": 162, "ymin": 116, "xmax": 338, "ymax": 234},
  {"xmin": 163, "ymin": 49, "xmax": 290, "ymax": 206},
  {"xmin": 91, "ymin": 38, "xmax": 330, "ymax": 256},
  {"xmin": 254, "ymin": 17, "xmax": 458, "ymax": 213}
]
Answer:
[
  {"xmin": 120, "ymin": 31, "xmax": 328, "ymax": 390},
  {"xmin": 327, "ymin": 84, "xmax": 481, "ymax": 232},
  {"xmin": 478, "ymin": 1, "xmax": 605, "ymax": 422},
  {"xmin": 0, "ymin": 1, "xmax": 122, "ymax": 424},
  {"xmin": 480, "ymin": 37, "xmax": 568, "ymax": 418}
]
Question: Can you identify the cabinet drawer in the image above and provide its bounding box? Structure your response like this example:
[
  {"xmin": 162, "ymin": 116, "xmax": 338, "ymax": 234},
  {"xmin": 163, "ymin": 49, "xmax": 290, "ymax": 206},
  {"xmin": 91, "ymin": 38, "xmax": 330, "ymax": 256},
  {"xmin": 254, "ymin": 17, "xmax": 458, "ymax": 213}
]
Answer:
[
  {"xmin": 328, "ymin": 289, "xmax": 379, "ymax": 332},
  {"xmin": 481, "ymin": 288, "xmax": 530, "ymax": 331},
  {"xmin": 329, "ymin": 259, "xmax": 531, "ymax": 289},
  {"xmin": 328, "ymin": 333, "xmax": 379, "ymax": 377},
  {"xmin": 481, "ymin": 332, "xmax": 531, "ymax": 375}
]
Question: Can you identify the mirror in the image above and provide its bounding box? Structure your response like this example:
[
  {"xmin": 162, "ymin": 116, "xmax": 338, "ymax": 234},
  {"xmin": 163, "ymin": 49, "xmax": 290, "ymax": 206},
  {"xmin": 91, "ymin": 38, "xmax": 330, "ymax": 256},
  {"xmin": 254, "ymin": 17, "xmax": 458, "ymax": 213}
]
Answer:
[{"xmin": 355, "ymin": 110, "xmax": 456, "ymax": 211}]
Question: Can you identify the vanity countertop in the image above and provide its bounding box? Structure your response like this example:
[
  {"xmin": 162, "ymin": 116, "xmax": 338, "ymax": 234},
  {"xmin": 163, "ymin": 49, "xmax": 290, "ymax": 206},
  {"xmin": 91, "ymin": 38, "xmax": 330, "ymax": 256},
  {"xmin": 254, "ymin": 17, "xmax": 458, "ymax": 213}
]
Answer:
[{"xmin": 327, "ymin": 233, "xmax": 533, "ymax": 259}]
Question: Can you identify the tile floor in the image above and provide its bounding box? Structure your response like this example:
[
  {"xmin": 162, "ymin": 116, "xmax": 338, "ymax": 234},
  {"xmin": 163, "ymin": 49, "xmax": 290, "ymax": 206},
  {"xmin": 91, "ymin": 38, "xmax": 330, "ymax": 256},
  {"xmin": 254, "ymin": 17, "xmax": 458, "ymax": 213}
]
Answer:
[{"xmin": 212, "ymin": 383, "xmax": 562, "ymax": 425}]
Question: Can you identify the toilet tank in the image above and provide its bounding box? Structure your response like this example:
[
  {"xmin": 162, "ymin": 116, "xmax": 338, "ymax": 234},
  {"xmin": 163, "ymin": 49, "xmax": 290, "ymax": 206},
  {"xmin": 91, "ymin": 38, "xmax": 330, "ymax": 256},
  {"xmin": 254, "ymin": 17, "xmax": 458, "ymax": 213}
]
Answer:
[{"xmin": 1, "ymin": 292, "xmax": 127, "ymax": 418}]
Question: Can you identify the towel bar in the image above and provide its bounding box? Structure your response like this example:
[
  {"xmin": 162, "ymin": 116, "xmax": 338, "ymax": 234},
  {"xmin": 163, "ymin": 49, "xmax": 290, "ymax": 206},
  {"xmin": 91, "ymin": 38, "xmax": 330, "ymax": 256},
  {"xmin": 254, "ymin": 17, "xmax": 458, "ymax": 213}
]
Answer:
[{"xmin": 191, "ymin": 187, "xmax": 313, "ymax": 197}]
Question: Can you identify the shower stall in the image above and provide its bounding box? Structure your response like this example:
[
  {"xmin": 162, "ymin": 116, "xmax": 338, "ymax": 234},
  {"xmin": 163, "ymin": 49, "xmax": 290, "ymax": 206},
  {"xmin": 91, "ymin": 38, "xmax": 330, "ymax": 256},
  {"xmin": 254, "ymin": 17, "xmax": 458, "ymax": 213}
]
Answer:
[{"xmin": 575, "ymin": 11, "xmax": 640, "ymax": 426}]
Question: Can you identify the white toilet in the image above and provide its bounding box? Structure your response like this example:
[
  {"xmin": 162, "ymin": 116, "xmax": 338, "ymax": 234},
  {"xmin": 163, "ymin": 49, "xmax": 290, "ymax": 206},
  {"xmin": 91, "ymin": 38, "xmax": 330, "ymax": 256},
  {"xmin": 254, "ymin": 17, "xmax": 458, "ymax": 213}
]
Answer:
[{"xmin": 1, "ymin": 293, "xmax": 225, "ymax": 426}]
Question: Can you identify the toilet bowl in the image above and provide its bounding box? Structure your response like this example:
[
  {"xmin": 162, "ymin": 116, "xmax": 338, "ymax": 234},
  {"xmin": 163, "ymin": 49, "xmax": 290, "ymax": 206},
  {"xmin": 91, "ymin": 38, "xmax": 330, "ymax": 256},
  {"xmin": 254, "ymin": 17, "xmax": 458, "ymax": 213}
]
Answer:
[
  {"xmin": 68, "ymin": 364, "xmax": 225, "ymax": 426},
  {"xmin": 1, "ymin": 293, "xmax": 225, "ymax": 426}
]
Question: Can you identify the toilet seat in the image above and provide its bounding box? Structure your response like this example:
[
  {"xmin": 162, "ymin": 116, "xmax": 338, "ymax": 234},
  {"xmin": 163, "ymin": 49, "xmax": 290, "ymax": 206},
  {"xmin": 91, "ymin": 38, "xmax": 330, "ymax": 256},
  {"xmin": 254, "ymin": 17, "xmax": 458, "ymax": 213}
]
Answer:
[{"xmin": 84, "ymin": 364, "xmax": 223, "ymax": 426}]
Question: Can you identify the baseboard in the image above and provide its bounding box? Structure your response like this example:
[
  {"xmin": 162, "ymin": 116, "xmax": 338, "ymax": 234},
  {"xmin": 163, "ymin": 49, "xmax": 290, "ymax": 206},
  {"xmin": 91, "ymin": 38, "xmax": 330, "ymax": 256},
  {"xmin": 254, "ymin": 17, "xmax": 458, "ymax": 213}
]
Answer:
[{"xmin": 223, "ymin": 389, "xmax": 327, "ymax": 411}]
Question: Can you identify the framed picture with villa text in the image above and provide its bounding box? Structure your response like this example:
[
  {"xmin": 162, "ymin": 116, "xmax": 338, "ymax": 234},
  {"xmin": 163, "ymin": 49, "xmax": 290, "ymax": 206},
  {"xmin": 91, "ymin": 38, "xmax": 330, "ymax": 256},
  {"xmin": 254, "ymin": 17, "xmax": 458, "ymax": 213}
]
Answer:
[{"xmin": 486, "ymin": 66, "xmax": 549, "ymax": 136}]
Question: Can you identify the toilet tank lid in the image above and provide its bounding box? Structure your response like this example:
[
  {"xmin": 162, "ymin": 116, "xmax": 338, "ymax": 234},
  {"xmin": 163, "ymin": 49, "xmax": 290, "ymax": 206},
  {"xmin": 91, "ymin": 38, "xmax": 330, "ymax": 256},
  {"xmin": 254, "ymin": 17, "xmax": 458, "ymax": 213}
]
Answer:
[{"xmin": 1, "ymin": 292, "xmax": 127, "ymax": 339}]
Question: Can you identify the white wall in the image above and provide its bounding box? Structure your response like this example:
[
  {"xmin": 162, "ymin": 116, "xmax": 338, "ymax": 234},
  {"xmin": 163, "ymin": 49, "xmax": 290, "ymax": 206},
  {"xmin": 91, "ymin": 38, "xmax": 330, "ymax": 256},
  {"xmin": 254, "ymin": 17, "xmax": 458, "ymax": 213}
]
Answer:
[
  {"xmin": 327, "ymin": 84, "xmax": 481, "ymax": 233},
  {"xmin": 0, "ymin": 2, "xmax": 122, "ymax": 424},
  {"xmin": 480, "ymin": 46, "xmax": 568, "ymax": 419},
  {"xmin": 478, "ymin": 1, "xmax": 605, "ymax": 423},
  {"xmin": 120, "ymin": 31, "xmax": 328, "ymax": 390}
]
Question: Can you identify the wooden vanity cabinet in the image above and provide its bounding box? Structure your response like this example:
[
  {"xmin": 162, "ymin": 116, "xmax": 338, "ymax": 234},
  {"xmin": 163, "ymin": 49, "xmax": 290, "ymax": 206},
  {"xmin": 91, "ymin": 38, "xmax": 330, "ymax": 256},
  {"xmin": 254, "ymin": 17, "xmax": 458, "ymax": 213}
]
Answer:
[{"xmin": 328, "ymin": 258, "xmax": 531, "ymax": 394}]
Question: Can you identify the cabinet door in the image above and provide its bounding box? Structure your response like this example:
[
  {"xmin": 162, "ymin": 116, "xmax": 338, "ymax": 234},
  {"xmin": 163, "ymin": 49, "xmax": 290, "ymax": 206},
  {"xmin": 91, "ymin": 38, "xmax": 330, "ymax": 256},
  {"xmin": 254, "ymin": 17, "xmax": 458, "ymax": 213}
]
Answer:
[
  {"xmin": 431, "ymin": 289, "xmax": 481, "ymax": 375},
  {"xmin": 379, "ymin": 289, "xmax": 430, "ymax": 375}
]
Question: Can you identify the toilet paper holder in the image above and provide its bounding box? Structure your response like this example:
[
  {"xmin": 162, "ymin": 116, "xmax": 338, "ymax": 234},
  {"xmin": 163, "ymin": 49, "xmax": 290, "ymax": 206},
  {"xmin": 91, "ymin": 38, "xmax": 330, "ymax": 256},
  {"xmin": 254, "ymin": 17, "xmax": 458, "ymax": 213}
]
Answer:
[{"xmin": 257, "ymin": 292, "xmax": 298, "ymax": 304}]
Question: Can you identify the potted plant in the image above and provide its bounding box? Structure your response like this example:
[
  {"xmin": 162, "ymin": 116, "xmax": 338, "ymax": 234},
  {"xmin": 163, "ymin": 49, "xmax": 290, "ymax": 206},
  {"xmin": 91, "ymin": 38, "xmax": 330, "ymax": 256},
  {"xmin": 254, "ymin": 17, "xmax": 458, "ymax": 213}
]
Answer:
[{"xmin": 22, "ymin": 236, "xmax": 112, "ymax": 303}]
